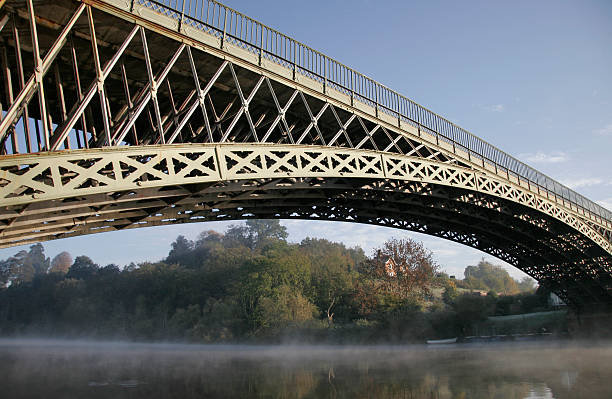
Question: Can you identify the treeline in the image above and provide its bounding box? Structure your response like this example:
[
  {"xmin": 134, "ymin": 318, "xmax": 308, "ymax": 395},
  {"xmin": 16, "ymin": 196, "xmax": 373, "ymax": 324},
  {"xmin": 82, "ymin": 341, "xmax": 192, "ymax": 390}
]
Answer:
[
  {"xmin": 456, "ymin": 261, "xmax": 535, "ymax": 295},
  {"xmin": 0, "ymin": 221, "xmax": 558, "ymax": 342}
]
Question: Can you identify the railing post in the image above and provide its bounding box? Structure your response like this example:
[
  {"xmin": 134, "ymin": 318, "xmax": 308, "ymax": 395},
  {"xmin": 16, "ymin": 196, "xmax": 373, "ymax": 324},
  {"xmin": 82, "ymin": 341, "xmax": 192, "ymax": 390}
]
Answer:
[
  {"xmin": 375, "ymin": 83, "xmax": 378, "ymax": 118},
  {"xmin": 221, "ymin": 7, "xmax": 227, "ymax": 49},
  {"xmin": 292, "ymin": 41, "xmax": 296, "ymax": 80},
  {"xmin": 258, "ymin": 25, "xmax": 263, "ymax": 65},
  {"xmin": 323, "ymin": 56, "xmax": 327, "ymax": 94},
  {"xmin": 178, "ymin": 0, "xmax": 186, "ymax": 32},
  {"xmin": 350, "ymin": 70, "xmax": 354, "ymax": 106},
  {"xmin": 396, "ymin": 94, "xmax": 401, "ymax": 128}
]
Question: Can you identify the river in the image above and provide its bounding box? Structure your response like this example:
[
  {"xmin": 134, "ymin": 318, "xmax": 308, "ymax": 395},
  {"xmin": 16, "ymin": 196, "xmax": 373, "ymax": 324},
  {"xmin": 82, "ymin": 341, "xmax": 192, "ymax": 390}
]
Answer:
[{"xmin": 1, "ymin": 339, "xmax": 611, "ymax": 398}]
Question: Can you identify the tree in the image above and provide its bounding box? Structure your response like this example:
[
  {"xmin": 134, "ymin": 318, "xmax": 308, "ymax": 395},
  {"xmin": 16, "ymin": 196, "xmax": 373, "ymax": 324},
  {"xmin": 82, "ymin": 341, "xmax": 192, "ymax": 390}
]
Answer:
[
  {"xmin": 124, "ymin": 262, "xmax": 138, "ymax": 272},
  {"xmin": 49, "ymin": 252, "xmax": 73, "ymax": 274},
  {"xmin": 463, "ymin": 260, "xmax": 519, "ymax": 295},
  {"xmin": 256, "ymin": 285, "xmax": 317, "ymax": 330},
  {"xmin": 245, "ymin": 219, "xmax": 288, "ymax": 243},
  {"xmin": 442, "ymin": 280, "xmax": 458, "ymax": 305},
  {"xmin": 99, "ymin": 264, "xmax": 120, "ymax": 276},
  {"xmin": 195, "ymin": 230, "xmax": 223, "ymax": 247},
  {"xmin": 0, "ymin": 259, "xmax": 9, "ymax": 288},
  {"xmin": 66, "ymin": 256, "xmax": 99, "ymax": 279},
  {"xmin": 7, "ymin": 244, "xmax": 50, "ymax": 283},
  {"xmin": 299, "ymin": 238, "xmax": 360, "ymax": 326},
  {"xmin": 236, "ymin": 245, "xmax": 312, "ymax": 329},
  {"xmin": 8, "ymin": 250, "xmax": 31, "ymax": 284},
  {"xmin": 0, "ymin": 250, "xmax": 28, "ymax": 286},
  {"xmin": 225, "ymin": 220, "xmax": 288, "ymax": 249},
  {"xmin": 166, "ymin": 235, "xmax": 194, "ymax": 265},
  {"xmin": 452, "ymin": 293, "xmax": 495, "ymax": 335},
  {"xmin": 25, "ymin": 243, "xmax": 50, "ymax": 276},
  {"xmin": 517, "ymin": 276, "xmax": 536, "ymax": 293},
  {"xmin": 365, "ymin": 238, "xmax": 439, "ymax": 298}
]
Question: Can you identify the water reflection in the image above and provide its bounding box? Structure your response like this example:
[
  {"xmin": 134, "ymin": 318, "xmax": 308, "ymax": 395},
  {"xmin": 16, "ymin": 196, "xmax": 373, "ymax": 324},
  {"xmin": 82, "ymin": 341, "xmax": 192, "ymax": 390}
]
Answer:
[
  {"xmin": 524, "ymin": 385, "xmax": 554, "ymax": 399},
  {"xmin": 1, "ymin": 339, "xmax": 611, "ymax": 398}
]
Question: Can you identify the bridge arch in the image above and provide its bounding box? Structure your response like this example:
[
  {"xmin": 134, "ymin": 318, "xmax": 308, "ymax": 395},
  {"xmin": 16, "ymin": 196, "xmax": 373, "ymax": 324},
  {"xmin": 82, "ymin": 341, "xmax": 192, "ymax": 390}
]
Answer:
[
  {"xmin": 0, "ymin": 143, "xmax": 609, "ymax": 307},
  {"xmin": 0, "ymin": 0, "xmax": 610, "ymax": 308}
]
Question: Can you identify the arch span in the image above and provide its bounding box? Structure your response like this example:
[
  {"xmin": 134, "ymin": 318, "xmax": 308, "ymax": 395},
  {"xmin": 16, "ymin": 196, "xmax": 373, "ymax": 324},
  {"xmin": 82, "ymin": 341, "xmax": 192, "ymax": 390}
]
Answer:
[
  {"xmin": 0, "ymin": 144, "xmax": 610, "ymax": 307},
  {"xmin": 0, "ymin": 0, "xmax": 610, "ymax": 308}
]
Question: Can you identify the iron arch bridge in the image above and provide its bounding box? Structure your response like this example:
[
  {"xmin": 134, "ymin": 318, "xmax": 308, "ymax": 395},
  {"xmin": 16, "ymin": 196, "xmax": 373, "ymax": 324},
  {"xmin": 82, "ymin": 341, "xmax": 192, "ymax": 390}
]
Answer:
[{"xmin": 0, "ymin": 0, "xmax": 610, "ymax": 308}]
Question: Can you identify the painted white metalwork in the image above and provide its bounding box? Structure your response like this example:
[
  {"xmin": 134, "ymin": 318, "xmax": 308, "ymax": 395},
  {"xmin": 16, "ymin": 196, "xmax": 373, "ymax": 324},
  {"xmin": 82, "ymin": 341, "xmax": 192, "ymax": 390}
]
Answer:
[
  {"xmin": 0, "ymin": 144, "xmax": 609, "ymax": 255},
  {"xmin": 0, "ymin": 0, "xmax": 609, "ymax": 229},
  {"xmin": 0, "ymin": 0, "xmax": 610, "ymax": 305}
]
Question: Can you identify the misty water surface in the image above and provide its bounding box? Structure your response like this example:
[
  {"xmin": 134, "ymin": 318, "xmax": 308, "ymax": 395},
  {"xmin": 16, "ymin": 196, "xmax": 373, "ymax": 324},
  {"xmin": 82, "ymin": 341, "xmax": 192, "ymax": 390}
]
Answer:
[{"xmin": 1, "ymin": 339, "xmax": 611, "ymax": 398}]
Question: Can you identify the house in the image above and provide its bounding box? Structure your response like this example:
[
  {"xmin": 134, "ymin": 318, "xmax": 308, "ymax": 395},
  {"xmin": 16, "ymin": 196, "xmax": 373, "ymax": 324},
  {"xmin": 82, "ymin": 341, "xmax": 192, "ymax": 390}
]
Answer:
[
  {"xmin": 384, "ymin": 257, "xmax": 396, "ymax": 277},
  {"xmin": 383, "ymin": 256, "xmax": 408, "ymax": 277}
]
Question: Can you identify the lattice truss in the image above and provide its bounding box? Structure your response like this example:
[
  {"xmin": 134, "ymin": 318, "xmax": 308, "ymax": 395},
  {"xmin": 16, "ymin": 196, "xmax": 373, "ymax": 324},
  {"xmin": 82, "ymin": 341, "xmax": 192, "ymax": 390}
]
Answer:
[
  {"xmin": 0, "ymin": 1, "xmax": 453, "ymax": 160},
  {"xmin": 0, "ymin": 1, "xmax": 611, "ymax": 307},
  {"xmin": 0, "ymin": 143, "xmax": 610, "ymax": 307},
  {"xmin": 0, "ymin": 0, "xmax": 610, "ymax": 235}
]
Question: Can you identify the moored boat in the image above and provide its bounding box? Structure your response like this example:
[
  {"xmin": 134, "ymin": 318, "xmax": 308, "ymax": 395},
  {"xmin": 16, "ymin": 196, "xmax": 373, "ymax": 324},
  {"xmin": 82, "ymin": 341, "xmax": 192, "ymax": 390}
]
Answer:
[{"xmin": 426, "ymin": 338, "xmax": 458, "ymax": 344}]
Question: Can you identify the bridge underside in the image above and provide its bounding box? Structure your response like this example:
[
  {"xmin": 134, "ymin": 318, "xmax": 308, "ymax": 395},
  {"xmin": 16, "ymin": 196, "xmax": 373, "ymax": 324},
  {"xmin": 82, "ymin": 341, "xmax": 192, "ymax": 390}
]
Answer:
[
  {"xmin": 0, "ymin": 144, "xmax": 609, "ymax": 308},
  {"xmin": 0, "ymin": 0, "xmax": 610, "ymax": 309}
]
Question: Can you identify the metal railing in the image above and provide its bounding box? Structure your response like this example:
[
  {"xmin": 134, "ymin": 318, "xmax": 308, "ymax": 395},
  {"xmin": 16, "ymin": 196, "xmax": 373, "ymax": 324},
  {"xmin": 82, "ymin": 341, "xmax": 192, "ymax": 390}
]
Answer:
[{"xmin": 133, "ymin": 0, "xmax": 612, "ymax": 225}]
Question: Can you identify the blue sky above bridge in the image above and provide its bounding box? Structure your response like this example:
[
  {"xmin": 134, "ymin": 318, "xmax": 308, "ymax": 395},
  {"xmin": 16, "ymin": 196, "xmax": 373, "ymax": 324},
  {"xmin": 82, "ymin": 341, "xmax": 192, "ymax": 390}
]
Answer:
[{"xmin": 1, "ymin": 0, "xmax": 610, "ymax": 279}]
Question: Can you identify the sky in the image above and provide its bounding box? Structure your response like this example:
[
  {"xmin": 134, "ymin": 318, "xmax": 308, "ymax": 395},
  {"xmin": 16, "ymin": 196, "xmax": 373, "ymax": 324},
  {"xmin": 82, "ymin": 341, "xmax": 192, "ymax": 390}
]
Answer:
[{"xmin": 1, "ymin": 0, "xmax": 611, "ymax": 280}]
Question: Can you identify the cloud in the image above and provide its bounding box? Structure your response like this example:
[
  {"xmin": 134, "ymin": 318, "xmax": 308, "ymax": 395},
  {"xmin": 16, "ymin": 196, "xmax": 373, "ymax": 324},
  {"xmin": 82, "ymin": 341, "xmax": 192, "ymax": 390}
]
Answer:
[
  {"xmin": 483, "ymin": 104, "xmax": 504, "ymax": 112},
  {"xmin": 520, "ymin": 151, "xmax": 568, "ymax": 164},
  {"xmin": 559, "ymin": 177, "xmax": 603, "ymax": 189},
  {"xmin": 594, "ymin": 124, "xmax": 612, "ymax": 136}
]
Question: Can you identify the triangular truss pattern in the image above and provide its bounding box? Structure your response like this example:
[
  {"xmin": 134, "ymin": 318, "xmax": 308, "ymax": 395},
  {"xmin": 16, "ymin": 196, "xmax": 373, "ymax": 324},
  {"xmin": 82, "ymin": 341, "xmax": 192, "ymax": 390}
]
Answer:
[
  {"xmin": 1, "ymin": 0, "xmax": 608, "ymax": 236},
  {"xmin": 0, "ymin": 161, "xmax": 609, "ymax": 306},
  {"xmin": 0, "ymin": 144, "xmax": 608, "ymax": 257}
]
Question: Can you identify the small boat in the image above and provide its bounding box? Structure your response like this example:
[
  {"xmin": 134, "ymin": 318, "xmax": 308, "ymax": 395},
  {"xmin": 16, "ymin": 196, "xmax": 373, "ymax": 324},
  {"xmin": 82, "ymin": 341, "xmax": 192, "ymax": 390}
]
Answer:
[{"xmin": 426, "ymin": 337, "xmax": 457, "ymax": 344}]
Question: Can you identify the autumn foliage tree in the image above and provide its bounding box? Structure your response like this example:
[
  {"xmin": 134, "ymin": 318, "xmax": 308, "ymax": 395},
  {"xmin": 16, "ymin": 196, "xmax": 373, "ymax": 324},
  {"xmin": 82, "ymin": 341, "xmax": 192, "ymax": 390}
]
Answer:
[
  {"xmin": 49, "ymin": 252, "xmax": 73, "ymax": 274},
  {"xmin": 462, "ymin": 259, "xmax": 519, "ymax": 295},
  {"xmin": 365, "ymin": 238, "xmax": 439, "ymax": 298},
  {"xmin": 0, "ymin": 225, "xmax": 551, "ymax": 342}
]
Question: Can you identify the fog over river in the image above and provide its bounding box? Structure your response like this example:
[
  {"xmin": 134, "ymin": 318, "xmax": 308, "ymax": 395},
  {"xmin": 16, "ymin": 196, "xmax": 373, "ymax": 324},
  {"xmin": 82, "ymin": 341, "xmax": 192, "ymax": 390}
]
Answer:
[{"xmin": 1, "ymin": 339, "xmax": 611, "ymax": 398}]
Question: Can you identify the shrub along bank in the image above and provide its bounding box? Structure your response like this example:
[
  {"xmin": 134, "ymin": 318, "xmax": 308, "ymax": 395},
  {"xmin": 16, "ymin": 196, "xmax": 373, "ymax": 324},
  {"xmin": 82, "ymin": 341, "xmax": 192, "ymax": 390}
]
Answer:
[{"xmin": 0, "ymin": 221, "xmax": 562, "ymax": 343}]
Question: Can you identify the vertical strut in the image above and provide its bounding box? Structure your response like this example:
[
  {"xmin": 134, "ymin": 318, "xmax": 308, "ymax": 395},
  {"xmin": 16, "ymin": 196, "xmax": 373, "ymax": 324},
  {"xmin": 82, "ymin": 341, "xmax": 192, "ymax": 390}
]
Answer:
[
  {"xmin": 12, "ymin": 17, "xmax": 31, "ymax": 153},
  {"xmin": 87, "ymin": 5, "xmax": 112, "ymax": 146},
  {"xmin": 112, "ymin": 43, "xmax": 185, "ymax": 145},
  {"xmin": 54, "ymin": 64, "xmax": 70, "ymax": 149},
  {"xmin": 140, "ymin": 26, "xmax": 165, "ymax": 144},
  {"xmin": 0, "ymin": 15, "xmax": 9, "ymax": 33},
  {"xmin": 33, "ymin": 116, "xmax": 42, "ymax": 151},
  {"xmin": 0, "ymin": 43, "xmax": 17, "ymax": 153},
  {"xmin": 186, "ymin": 46, "xmax": 213, "ymax": 144},
  {"xmin": 166, "ymin": 58, "xmax": 227, "ymax": 145},
  {"xmin": 120, "ymin": 61, "xmax": 138, "ymax": 146},
  {"xmin": 69, "ymin": 34, "xmax": 86, "ymax": 149},
  {"xmin": 52, "ymin": 24, "xmax": 138, "ymax": 150},
  {"xmin": 27, "ymin": 0, "xmax": 50, "ymax": 150}
]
